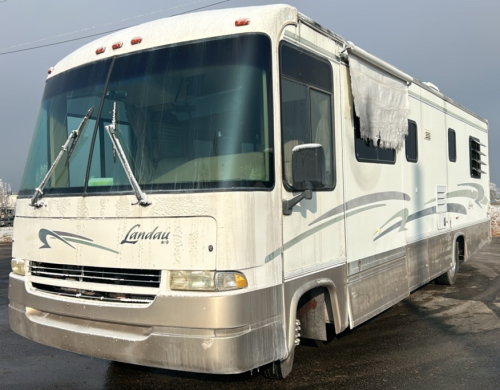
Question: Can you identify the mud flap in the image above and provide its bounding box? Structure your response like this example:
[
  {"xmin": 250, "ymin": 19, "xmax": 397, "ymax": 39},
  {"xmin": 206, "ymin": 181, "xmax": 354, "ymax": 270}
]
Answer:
[{"xmin": 296, "ymin": 288, "xmax": 327, "ymax": 341}]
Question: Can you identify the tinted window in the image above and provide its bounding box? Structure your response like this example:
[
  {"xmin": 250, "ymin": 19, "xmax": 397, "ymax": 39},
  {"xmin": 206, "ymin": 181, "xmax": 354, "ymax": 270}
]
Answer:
[
  {"xmin": 280, "ymin": 43, "xmax": 334, "ymax": 190},
  {"xmin": 354, "ymin": 114, "xmax": 395, "ymax": 164},
  {"xmin": 281, "ymin": 44, "xmax": 333, "ymax": 93},
  {"xmin": 405, "ymin": 120, "xmax": 418, "ymax": 163},
  {"xmin": 448, "ymin": 128, "xmax": 457, "ymax": 162},
  {"xmin": 20, "ymin": 34, "xmax": 274, "ymax": 196}
]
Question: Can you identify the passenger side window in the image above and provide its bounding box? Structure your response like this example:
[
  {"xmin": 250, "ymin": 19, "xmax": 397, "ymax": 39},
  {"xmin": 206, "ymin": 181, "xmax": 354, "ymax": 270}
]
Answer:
[
  {"xmin": 280, "ymin": 42, "xmax": 334, "ymax": 190},
  {"xmin": 354, "ymin": 114, "xmax": 396, "ymax": 164},
  {"xmin": 448, "ymin": 128, "xmax": 457, "ymax": 162},
  {"xmin": 405, "ymin": 120, "xmax": 418, "ymax": 163}
]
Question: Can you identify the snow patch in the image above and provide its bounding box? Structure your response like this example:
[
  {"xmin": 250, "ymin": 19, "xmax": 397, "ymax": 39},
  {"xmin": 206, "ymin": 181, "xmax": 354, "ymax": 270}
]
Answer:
[{"xmin": 0, "ymin": 227, "xmax": 12, "ymax": 244}]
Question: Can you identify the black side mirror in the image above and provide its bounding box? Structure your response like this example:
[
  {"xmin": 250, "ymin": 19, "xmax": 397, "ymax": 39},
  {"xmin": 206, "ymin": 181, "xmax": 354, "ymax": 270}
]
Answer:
[
  {"xmin": 283, "ymin": 143, "xmax": 326, "ymax": 216},
  {"xmin": 291, "ymin": 143, "xmax": 326, "ymax": 191}
]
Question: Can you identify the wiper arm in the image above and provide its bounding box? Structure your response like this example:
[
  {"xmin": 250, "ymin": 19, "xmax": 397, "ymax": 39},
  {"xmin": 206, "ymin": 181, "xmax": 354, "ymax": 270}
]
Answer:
[
  {"xmin": 30, "ymin": 106, "xmax": 94, "ymax": 208},
  {"xmin": 105, "ymin": 101, "xmax": 151, "ymax": 206},
  {"xmin": 66, "ymin": 106, "xmax": 94, "ymax": 165}
]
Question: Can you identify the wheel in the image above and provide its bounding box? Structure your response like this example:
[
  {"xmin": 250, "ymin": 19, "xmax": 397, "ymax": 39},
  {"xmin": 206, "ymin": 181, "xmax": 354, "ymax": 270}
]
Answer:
[
  {"xmin": 436, "ymin": 241, "xmax": 460, "ymax": 285},
  {"xmin": 263, "ymin": 348, "xmax": 295, "ymax": 379},
  {"xmin": 263, "ymin": 319, "xmax": 300, "ymax": 379}
]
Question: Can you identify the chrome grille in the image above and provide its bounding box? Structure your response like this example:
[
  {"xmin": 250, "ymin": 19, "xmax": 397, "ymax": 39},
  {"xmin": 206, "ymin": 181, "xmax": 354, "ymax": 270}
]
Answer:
[{"xmin": 29, "ymin": 262, "xmax": 161, "ymax": 304}]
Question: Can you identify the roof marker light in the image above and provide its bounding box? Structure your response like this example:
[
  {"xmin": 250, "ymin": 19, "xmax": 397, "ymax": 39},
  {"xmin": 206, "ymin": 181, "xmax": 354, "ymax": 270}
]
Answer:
[
  {"xmin": 235, "ymin": 18, "xmax": 250, "ymax": 26},
  {"xmin": 47, "ymin": 67, "xmax": 54, "ymax": 74},
  {"xmin": 112, "ymin": 41, "xmax": 123, "ymax": 50},
  {"xmin": 96, "ymin": 46, "xmax": 106, "ymax": 55},
  {"xmin": 131, "ymin": 37, "xmax": 142, "ymax": 45}
]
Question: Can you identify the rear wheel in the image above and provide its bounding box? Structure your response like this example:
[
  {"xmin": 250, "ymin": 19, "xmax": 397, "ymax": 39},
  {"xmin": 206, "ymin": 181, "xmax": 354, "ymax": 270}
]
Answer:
[{"xmin": 436, "ymin": 241, "xmax": 460, "ymax": 285}]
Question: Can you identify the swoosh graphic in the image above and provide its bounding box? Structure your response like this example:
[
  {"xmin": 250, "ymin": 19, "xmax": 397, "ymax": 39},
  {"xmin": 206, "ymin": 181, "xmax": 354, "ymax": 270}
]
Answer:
[
  {"xmin": 53, "ymin": 231, "xmax": 93, "ymax": 242},
  {"xmin": 64, "ymin": 238, "xmax": 119, "ymax": 254},
  {"xmin": 374, "ymin": 203, "xmax": 467, "ymax": 241},
  {"xmin": 377, "ymin": 208, "xmax": 409, "ymax": 235},
  {"xmin": 309, "ymin": 191, "xmax": 410, "ymax": 226},
  {"xmin": 39, "ymin": 229, "xmax": 75, "ymax": 250},
  {"xmin": 459, "ymin": 183, "xmax": 485, "ymax": 207},
  {"xmin": 425, "ymin": 189, "xmax": 477, "ymax": 205}
]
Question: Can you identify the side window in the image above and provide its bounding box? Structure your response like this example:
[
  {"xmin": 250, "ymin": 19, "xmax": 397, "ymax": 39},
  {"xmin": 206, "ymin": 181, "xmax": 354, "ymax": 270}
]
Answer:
[
  {"xmin": 448, "ymin": 128, "xmax": 457, "ymax": 162},
  {"xmin": 354, "ymin": 114, "xmax": 396, "ymax": 164},
  {"xmin": 405, "ymin": 120, "xmax": 418, "ymax": 163},
  {"xmin": 280, "ymin": 42, "xmax": 334, "ymax": 190},
  {"xmin": 470, "ymin": 136, "xmax": 485, "ymax": 178}
]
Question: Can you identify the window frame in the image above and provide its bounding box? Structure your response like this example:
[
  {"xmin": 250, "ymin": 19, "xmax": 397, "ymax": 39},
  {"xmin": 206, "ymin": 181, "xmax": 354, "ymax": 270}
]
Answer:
[{"xmin": 279, "ymin": 41, "xmax": 336, "ymax": 193}]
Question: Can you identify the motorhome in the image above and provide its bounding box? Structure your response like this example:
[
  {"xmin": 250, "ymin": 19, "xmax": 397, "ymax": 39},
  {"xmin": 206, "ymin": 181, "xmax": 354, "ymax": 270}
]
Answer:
[{"xmin": 9, "ymin": 4, "xmax": 490, "ymax": 378}]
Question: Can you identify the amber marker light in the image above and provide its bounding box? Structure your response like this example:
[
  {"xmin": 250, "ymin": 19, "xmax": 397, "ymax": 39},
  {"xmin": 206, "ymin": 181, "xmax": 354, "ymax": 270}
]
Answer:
[
  {"xmin": 95, "ymin": 46, "xmax": 106, "ymax": 55},
  {"xmin": 112, "ymin": 41, "xmax": 123, "ymax": 50},
  {"xmin": 131, "ymin": 37, "xmax": 142, "ymax": 45},
  {"xmin": 235, "ymin": 18, "xmax": 250, "ymax": 26}
]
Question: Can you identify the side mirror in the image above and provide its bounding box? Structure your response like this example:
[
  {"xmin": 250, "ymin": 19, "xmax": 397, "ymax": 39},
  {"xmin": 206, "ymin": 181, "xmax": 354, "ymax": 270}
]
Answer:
[
  {"xmin": 291, "ymin": 143, "xmax": 326, "ymax": 191},
  {"xmin": 283, "ymin": 143, "xmax": 326, "ymax": 216}
]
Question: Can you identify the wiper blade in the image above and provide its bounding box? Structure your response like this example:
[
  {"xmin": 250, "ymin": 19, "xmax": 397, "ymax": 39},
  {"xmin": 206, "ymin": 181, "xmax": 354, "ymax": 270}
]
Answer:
[
  {"xmin": 66, "ymin": 106, "xmax": 94, "ymax": 165},
  {"xmin": 30, "ymin": 106, "xmax": 94, "ymax": 208},
  {"xmin": 105, "ymin": 101, "xmax": 151, "ymax": 206}
]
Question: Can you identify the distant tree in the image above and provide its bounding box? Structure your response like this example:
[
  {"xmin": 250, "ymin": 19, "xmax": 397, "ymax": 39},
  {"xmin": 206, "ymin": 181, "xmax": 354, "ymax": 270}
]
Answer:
[
  {"xmin": 0, "ymin": 179, "xmax": 12, "ymax": 221},
  {"xmin": 490, "ymin": 182, "xmax": 499, "ymax": 203}
]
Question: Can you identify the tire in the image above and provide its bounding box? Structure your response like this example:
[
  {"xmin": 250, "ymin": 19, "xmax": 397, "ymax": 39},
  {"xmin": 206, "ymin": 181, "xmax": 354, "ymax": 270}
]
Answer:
[
  {"xmin": 436, "ymin": 241, "xmax": 460, "ymax": 285},
  {"xmin": 263, "ymin": 348, "xmax": 295, "ymax": 379},
  {"xmin": 263, "ymin": 319, "xmax": 299, "ymax": 379}
]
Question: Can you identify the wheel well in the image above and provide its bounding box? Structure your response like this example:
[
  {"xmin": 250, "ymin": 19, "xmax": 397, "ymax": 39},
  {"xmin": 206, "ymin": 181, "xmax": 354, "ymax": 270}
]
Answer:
[
  {"xmin": 295, "ymin": 287, "xmax": 334, "ymax": 342},
  {"xmin": 456, "ymin": 235, "xmax": 465, "ymax": 261}
]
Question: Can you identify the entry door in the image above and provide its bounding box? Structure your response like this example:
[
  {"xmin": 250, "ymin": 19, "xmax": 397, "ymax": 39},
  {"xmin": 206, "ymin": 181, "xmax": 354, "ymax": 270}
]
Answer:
[{"xmin": 279, "ymin": 42, "xmax": 345, "ymax": 279}]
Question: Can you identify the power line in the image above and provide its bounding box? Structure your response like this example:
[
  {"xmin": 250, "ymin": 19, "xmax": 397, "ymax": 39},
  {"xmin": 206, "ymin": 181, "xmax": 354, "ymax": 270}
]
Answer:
[{"xmin": 0, "ymin": 0, "xmax": 230, "ymax": 56}]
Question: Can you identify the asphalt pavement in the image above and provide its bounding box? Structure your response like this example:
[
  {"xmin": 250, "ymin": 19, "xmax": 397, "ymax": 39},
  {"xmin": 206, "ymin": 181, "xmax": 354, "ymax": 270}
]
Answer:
[{"xmin": 2, "ymin": 240, "xmax": 500, "ymax": 389}]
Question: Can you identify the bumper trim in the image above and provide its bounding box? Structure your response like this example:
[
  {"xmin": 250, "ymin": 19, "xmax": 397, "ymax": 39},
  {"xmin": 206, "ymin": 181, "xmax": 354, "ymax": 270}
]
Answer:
[{"xmin": 9, "ymin": 275, "xmax": 286, "ymax": 374}]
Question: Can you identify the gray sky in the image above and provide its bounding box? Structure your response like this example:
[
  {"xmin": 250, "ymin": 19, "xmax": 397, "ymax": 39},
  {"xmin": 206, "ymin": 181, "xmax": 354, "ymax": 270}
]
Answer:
[{"xmin": 0, "ymin": 0, "xmax": 498, "ymax": 191}]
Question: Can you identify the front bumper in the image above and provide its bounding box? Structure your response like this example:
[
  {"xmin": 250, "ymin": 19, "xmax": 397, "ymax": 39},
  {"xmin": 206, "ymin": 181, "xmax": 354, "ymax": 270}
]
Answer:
[{"xmin": 9, "ymin": 274, "xmax": 286, "ymax": 374}]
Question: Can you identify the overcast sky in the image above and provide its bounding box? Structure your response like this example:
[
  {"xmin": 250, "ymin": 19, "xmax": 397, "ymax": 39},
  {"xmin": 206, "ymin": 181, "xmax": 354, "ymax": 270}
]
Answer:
[{"xmin": 0, "ymin": 0, "xmax": 498, "ymax": 192}]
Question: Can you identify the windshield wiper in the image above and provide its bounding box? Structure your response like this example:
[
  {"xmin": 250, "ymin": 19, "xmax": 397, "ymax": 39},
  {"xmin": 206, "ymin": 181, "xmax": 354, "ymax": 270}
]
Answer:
[
  {"xmin": 30, "ymin": 107, "xmax": 94, "ymax": 208},
  {"xmin": 105, "ymin": 101, "xmax": 151, "ymax": 206}
]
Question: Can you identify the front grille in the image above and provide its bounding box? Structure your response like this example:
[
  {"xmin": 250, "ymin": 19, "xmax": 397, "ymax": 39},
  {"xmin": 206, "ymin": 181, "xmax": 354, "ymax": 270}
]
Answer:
[{"xmin": 29, "ymin": 262, "xmax": 161, "ymax": 304}]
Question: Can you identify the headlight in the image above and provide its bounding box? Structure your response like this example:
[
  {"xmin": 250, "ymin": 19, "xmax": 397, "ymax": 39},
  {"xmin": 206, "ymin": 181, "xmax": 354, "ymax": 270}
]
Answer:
[
  {"xmin": 170, "ymin": 270, "xmax": 248, "ymax": 291},
  {"xmin": 11, "ymin": 259, "xmax": 26, "ymax": 276}
]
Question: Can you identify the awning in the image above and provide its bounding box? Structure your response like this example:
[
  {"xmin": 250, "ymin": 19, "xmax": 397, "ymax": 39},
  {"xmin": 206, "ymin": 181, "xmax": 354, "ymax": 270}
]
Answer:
[{"xmin": 346, "ymin": 43, "xmax": 411, "ymax": 150}]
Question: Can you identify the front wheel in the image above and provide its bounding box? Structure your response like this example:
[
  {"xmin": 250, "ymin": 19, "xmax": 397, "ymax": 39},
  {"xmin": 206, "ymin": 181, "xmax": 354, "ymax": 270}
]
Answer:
[
  {"xmin": 263, "ymin": 319, "xmax": 300, "ymax": 379},
  {"xmin": 436, "ymin": 241, "xmax": 460, "ymax": 285},
  {"xmin": 263, "ymin": 348, "xmax": 295, "ymax": 379}
]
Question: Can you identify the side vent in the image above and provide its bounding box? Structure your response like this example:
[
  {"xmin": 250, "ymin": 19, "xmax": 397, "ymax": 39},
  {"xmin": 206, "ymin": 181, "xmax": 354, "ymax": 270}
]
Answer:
[
  {"xmin": 470, "ymin": 136, "xmax": 486, "ymax": 178},
  {"xmin": 437, "ymin": 185, "xmax": 447, "ymax": 230}
]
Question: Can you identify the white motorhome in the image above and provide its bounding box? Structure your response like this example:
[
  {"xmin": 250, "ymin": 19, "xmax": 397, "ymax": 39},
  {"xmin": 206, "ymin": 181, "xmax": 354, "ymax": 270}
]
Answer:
[{"xmin": 9, "ymin": 4, "xmax": 490, "ymax": 378}]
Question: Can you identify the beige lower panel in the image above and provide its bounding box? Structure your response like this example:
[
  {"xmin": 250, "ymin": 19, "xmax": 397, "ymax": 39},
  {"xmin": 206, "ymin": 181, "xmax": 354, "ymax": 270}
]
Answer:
[{"xmin": 348, "ymin": 257, "xmax": 409, "ymax": 328}]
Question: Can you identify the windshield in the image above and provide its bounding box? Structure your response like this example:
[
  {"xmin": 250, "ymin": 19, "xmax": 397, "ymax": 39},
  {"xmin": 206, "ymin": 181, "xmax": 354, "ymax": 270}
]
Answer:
[{"xmin": 19, "ymin": 34, "xmax": 273, "ymax": 197}]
